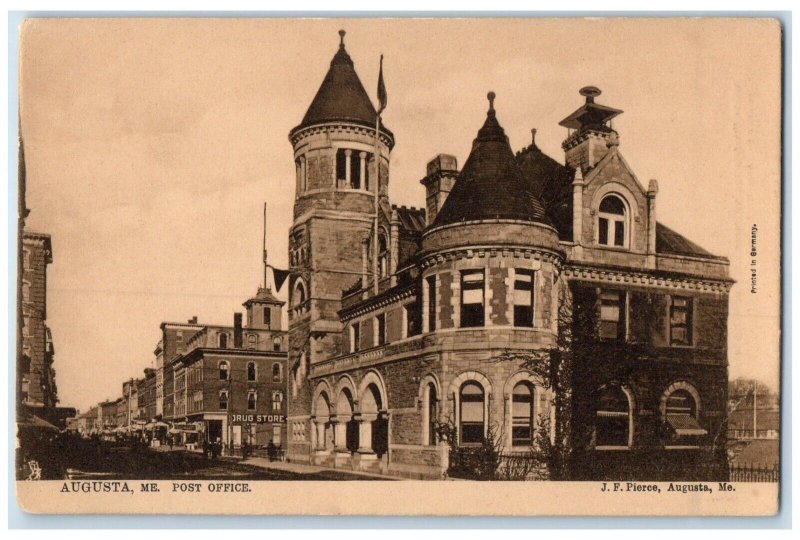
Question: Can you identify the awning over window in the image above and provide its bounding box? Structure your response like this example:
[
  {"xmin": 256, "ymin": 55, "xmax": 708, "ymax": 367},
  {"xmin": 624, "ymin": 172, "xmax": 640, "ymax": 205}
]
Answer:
[{"xmin": 667, "ymin": 414, "xmax": 707, "ymax": 436}]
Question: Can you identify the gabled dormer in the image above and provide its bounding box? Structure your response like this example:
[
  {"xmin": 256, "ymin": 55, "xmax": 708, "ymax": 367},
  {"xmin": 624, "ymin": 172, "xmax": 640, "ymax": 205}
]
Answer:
[{"xmin": 562, "ymin": 87, "xmax": 658, "ymax": 261}]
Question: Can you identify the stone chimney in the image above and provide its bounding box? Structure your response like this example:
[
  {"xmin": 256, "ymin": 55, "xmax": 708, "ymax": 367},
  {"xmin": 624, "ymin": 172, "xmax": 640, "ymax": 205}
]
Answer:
[
  {"xmin": 233, "ymin": 312, "xmax": 243, "ymax": 348},
  {"xmin": 188, "ymin": 316, "xmax": 198, "ymax": 324},
  {"xmin": 420, "ymin": 154, "xmax": 458, "ymax": 226}
]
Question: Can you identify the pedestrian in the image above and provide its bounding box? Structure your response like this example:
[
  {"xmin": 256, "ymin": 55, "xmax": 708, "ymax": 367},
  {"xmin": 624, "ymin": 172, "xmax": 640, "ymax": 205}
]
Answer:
[
  {"xmin": 211, "ymin": 438, "xmax": 221, "ymax": 459},
  {"xmin": 267, "ymin": 439, "xmax": 276, "ymax": 462}
]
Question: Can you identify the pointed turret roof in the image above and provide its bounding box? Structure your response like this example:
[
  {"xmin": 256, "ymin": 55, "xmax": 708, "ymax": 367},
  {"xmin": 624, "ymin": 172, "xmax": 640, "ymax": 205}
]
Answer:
[
  {"xmin": 431, "ymin": 92, "xmax": 551, "ymax": 228},
  {"xmin": 292, "ymin": 30, "xmax": 391, "ymax": 138}
]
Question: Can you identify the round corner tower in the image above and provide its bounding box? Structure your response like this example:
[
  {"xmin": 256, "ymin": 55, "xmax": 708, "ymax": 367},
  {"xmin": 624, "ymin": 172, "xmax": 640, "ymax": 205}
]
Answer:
[{"xmin": 286, "ymin": 30, "xmax": 394, "ymax": 462}]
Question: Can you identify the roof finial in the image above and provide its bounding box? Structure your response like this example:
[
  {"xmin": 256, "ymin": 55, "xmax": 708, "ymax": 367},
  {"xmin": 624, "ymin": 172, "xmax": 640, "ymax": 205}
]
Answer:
[
  {"xmin": 531, "ymin": 128, "xmax": 537, "ymax": 147},
  {"xmin": 487, "ymin": 91, "xmax": 496, "ymax": 112},
  {"xmin": 579, "ymin": 86, "xmax": 601, "ymax": 104},
  {"xmin": 339, "ymin": 29, "xmax": 346, "ymax": 48}
]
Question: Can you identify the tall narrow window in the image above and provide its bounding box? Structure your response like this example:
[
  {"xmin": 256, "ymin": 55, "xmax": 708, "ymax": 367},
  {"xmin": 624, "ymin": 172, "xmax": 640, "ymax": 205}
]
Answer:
[
  {"xmin": 247, "ymin": 391, "xmax": 257, "ymax": 411},
  {"xmin": 460, "ymin": 270, "xmax": 485, "ymax": 328},
  {"xmin": 218, "ymin": 361, "xmax": 229, "ymax": 381},
  {"xmin": 351, "ymin": 322, "xmax": 361, "ymax": 353},
  {"xmin": 512, "ymin": 382, "xmax": 534, "ymax": 447},
  {"xmin": 219, "ymin": 391, "xmax": 228, "ymax": 411},
  {"xmin": 376, "ymin": 314, "xmax": 386, "ymax": 346},
  {"xmin": 350, "ymin": 151, "xmax": 361, "ymax": 189},
  {"xmin": 378, "ymin": 235, "xmax": 388, "ymax": 277},
  {"xmin": 513, "ymin": 270, "xmax": 534, "ymax": 327},
  {"xmin": 272, "ymin": 337, "xmax": 282, "ymax": 352},
  {"xmin": 595, "ymin": 386, "xmax": 630, "ymax": 448},
  {"xmin": 459, "ymin": 382, "xmax": 485, "ymax": 445},
  {"xmin": 336, "ymin": 149, "xmax": 347, "ymax": 184},
  {"xmin": 247, "ymin": 334, "xmax": 256, "ymax": 350},
  {"xmin": 272, "ymin": 363, "xmax": 281, "ymax": 383},
  {"xmin": 405, "ymin": 302, "xmax": 421, "ymax": 337},
  {"xmin": 247, "ymin": 362, "xmax": 256, "ymax": 381},
  {"xmin": 263, "ymin": 307, "xmax": 271, "ymax": 328},
  {"xmin": 427, "ymin": 276, "xmax": 437, "ymax": 332},
  {"xmin": 272, "ymin": 391, "xmax": 283, "ymax": 412},
  {"xmin": 597, "ymin": 195, "xmax": 627, "ymax": 248},
  {"xmin": 599, "ymin": 290, "xmax": 626, "ymax": 340},
  {"xmin": 670, "ymin": 297, "xmax": 693, "ymax": 346},
  {"xmin": 219, "ymin": 333, "xmax": 228, "ymax": 349},
  {"xmin": 428, "ymin": 384, "xmax": 438, "ymax": 446}
]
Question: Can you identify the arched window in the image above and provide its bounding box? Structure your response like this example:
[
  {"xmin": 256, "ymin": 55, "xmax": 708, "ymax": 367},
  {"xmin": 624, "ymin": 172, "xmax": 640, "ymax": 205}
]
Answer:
[
  {"xmin": 247, "ymin": 334, "xmax": 256, "ymax": 350},
  {"xmin": 218, "ymin": 333, "xmax": 228, "ymax": 349},
  {"xmin": 247, "ymin": 361, "xmax": 256, "ymax": 381},
  {"xmin": 597, "ymin": 195, "xmax": 628, "ymax": 248},
  {"xmin": 272, "ymin": 390, "xmax": 283, "ymax": 412},
  {"xmin": 219, "ymin": 390, "xmax": 228, "ymax": 410},
  {"xmin": 22, "ymin": 281, "xmax": 30, "ymax": 302},
  {"xmin": 273, "ymin": 337, "xmax": 282, "ymax": 351},
  {"xmin": 664, "ymin": 386, "xmax": 706, "ymax": 445},
  {"xmin": 218, "ymin": 361, "xmax": 229, "ymax": 381},
  {"xmin": 247, "ymin": 391, "xmax": 257, "ymax": 411},
  {"xmin": 426, "ymin": 383, "xmax": 438, "ymax": 446},
  {"xmin": 512, "ymin": 382, "xmax": 535, "ymax": 447},
  {"xmin": 595, "ymin": 386, "xmax": 631, "ymax": 449},
  {"xmin": 459, "ymin": 382, "xmax": 485, "ymax": 445},
  {"xmin": 272, "ymin": 363, "xmax": 282, "ymax": 383},
  {"xmin": 293, "ymin": 281, "xmax": 307, "ymax": 306},
  {"xmin": 378, "ymin": 234, "xmax": 388, "ymax": 277}
]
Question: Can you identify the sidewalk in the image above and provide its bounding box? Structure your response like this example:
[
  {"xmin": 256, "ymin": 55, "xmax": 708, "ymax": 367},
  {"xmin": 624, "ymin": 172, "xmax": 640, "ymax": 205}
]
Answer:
[{"xmin": 241, "ymin": 456, "xmax": 398, "ymax": 480}]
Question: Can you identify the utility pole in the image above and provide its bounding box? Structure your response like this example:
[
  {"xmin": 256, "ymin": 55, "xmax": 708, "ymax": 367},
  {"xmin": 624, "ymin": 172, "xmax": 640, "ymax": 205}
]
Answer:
[{"xmin": 753, "ymin": 382, "xmax": 758, "ymax": 439}]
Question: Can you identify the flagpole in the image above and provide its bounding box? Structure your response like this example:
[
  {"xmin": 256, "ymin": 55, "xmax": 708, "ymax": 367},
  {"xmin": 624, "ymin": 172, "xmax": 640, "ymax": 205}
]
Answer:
[
  {"xmin": 372, "ymin": 54, "xmax": 384, "ymax": 296},
  {"xmin": 263, "ymin": 201, "xmax": 274, "ymax": 289}
]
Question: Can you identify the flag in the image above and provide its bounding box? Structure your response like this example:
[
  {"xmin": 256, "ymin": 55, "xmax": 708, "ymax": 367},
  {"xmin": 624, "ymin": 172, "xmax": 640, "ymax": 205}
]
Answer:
[
  {"xmin": 271, "ymin": 266, "xmax": 291, "ymax": 293},
  {"xmin": 377, "ymin": 54, "xmax": 387, "ymax": 113}
]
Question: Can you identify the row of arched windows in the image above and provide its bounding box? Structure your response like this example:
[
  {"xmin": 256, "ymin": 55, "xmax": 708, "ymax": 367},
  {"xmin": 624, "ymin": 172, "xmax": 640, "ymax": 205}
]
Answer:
[{"xmin": 595, "ymin": 382, "xmax": 705, "ymax": 449}]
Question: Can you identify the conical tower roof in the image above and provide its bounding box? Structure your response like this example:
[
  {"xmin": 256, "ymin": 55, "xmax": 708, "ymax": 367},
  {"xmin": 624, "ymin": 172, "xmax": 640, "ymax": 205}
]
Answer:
[
  {"xmin": 431, "ymin": 92, "xmax": 551, "ymax": 228},
  {"xmin": 292, "ymin": 30, "xmax": 391, "ymax": 138}
]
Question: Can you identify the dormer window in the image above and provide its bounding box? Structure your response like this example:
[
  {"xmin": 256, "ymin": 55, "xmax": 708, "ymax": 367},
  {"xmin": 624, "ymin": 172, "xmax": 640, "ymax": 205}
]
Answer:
[{"xmin": 597, "ymin": 195, "xmax": 627, "ymax": 248}]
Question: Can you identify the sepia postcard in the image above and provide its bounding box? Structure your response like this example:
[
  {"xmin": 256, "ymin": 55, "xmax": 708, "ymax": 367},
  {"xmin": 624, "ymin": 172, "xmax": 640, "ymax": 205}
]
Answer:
[{"xmin": 14, "ymin": 16, "xmax": 783, "ymax": 516}]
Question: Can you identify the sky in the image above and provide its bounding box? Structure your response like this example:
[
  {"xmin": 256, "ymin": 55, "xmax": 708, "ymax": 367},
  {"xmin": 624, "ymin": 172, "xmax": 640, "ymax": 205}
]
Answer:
[{"xmin": 19, "ymin": 18, "xmax": 782, "ymax": 411}]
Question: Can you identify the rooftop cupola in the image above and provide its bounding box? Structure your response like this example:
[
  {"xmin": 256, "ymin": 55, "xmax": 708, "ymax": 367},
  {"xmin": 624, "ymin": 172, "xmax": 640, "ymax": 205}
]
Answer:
[
  {"xmin": 430, "ymin": 92, "xmax": 550, "ymax": 228},
  {"xmin": 560, "ymin": 86, "xmax": 623, "ymax": 172}
]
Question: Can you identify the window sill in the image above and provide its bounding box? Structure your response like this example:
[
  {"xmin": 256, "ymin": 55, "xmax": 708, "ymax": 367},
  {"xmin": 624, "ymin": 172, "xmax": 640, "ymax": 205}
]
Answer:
[
  {"xmin": 593, "ymin": 244, "xmax": 631, "ymax": 253},
  {"xmin": 594, "ymin": 446, "xmax": 631, "ymax": 451},
  {"xmin": 664, "ymin": 445, "xmax": 701, "ymax": 450}
]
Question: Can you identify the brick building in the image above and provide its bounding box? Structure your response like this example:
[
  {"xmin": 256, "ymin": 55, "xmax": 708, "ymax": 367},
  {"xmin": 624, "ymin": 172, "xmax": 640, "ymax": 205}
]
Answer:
[
  {"xmin": 284, "ymin": 33, "xmax": 732, "ymax": 479},
  {"xmin": 168, "ymin": 288, "xmax": 289, "ymax": 450},
  {"xmin": 17, "ymin": 137, "xmax": 75, "ymax": 428}
]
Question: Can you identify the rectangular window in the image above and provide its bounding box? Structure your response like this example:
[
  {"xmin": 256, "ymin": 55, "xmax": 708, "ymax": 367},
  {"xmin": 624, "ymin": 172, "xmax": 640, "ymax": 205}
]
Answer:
[
  {"xmin": 350, "ymin": 323, "xmax": 360, "ymax": 353},
  {"xmin": 336, "ymin": 149, "xmax": 347, "ymax": 181},
  {"xmin": 614, "ymin": 221, "xmax": 625, "ymax": 247},
  {"xmin": 460, "ymin": 270, "xmax": 485, "ymax": 328},
  {"xmin": 263, "ymin": 308, "xmax": 271, "ymax": 328},
  {"xmin": 513, "ymin": 270, "xmax": 534, "ymax": 327},
  {"xmin": 598, "ymin": 217, "xmax": 609, "ymax": 245},
  {"xmin": 350, "ymin": 152, "xmax": 361, "ymax": 189},
  {"xmin": 376, "ymin": 314, "xmax": 386, "ymax": 346},
  {"xmin": 599, "ymin": 290, "xmax": 626, "ymax": 340},
  {"xmin": 405, "ymin": 303, "xmax": 421, "ymax": 337},
  {"xmin": 427, "ymin": 276, "xmax": 437, "ymax": 332},
  {"xmin": 670, "ymin": 297, "xmax": 693, "ymax": 346}
]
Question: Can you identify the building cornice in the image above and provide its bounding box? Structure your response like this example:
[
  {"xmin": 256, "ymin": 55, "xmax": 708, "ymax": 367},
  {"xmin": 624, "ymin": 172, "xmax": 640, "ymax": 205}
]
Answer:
[
  {"xmin": 563, "ymin": 263, "xmax": 734, "ymax": 293},
  {"xmin": 289, "ymin": 121, "xmax": 394, "ymax": 149},
  {"xmin": 419, "ymin": 244, "xmax": 564, "ymax": 271}
]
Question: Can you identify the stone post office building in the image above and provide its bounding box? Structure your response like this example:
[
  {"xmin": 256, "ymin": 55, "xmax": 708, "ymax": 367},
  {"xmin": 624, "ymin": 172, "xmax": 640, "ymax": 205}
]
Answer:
[{"xmin": 284, "ymin": 33, "xmax": 732, "ymax": 479}]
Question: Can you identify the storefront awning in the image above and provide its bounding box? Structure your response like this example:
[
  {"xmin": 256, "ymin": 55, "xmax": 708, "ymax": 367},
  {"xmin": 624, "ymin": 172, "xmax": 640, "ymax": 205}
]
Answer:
[{"xmin": 667, "ymin": 414, "xmax": 707, "ymax": 436}]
